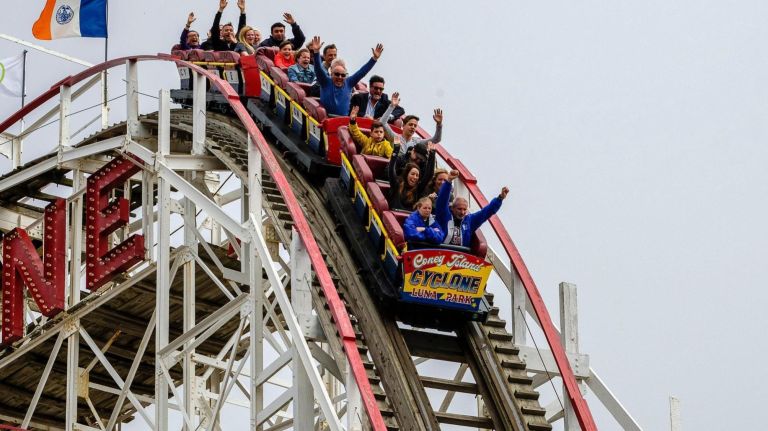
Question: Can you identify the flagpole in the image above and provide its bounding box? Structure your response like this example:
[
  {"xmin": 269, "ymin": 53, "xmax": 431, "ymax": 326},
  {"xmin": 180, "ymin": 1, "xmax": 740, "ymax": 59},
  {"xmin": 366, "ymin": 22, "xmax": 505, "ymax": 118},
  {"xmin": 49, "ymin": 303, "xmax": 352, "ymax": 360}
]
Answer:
[
  {"xmin": 14, "ymin": 50, "xmax": 28, "ymax": 169},
  {"xmin": 100, "ymin": 0, "xmax": 109, "ymax": 128},
  {"xmin": 20, "ymin": 50, "xmax": 27, "ymax": 110}
]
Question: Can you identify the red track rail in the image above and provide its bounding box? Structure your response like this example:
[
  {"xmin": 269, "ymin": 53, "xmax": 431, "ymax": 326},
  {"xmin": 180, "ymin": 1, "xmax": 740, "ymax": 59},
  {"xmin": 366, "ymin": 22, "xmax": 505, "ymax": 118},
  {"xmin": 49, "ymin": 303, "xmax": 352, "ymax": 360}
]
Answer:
[
  {"xmin": 0, "ymin": 54, "xmax": 388, "ymax": 431},
  {"xmin": 423, "ymin": 127, "xmax": 598, "ymax": 430}
]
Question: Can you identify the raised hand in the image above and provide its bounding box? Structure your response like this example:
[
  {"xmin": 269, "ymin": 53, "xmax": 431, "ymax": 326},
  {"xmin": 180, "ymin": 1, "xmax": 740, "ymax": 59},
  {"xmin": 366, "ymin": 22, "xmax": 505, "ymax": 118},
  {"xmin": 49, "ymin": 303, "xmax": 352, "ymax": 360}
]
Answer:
[
  {"xmin": 448, "ymin": 169, "xmax": 459, "ymax": 180},
  {"xmin": 371, "ymin": 43, "xmax": 384, "ymax": 60},
  {"xmin": 499, "ymin": 187, "xmax": 509, "ymax": 200},
  {"xmin": 308, "ymin": 36, "xmax": 322, "ymax": 52},
  {"xmin": 426, "ymin": 141, "xmax": 436, "ymax": 152},
  {"xmin": 237, "ymin": 0, "xmax": 245, "ymax": 12},
  {"xmin": 218, "ymin": 0, "xmax": 228, "ymax": 12},
  {"xmin": 186, "ymin": 12, "xmax": 196, "ymax": 26},
  {"xmin": 433, "ymin": 108, "xmax": 443, "ymax": 124},
  {"xmin": 283, "ymin": 12, "xmax": 296, "ymax": 25},
  {"xmin": 350, "ymin": 105, "xmax": 359, "ymax": 119},
  {"xmin": 428, "ymin": 192, "xmax": 437, "ymax": 200},
  {"xmin": 391, "ymin": 92, "xmax": 400, "ymax": 107}
]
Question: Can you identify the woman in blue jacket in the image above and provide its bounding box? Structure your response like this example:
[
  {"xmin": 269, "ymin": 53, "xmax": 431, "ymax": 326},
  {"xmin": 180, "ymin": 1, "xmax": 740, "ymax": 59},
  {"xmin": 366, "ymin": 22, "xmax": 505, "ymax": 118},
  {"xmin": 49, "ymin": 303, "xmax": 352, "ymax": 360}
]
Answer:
[{"xmin": 404, "ymin": 197, "xmax": 445, "ymax": 244}]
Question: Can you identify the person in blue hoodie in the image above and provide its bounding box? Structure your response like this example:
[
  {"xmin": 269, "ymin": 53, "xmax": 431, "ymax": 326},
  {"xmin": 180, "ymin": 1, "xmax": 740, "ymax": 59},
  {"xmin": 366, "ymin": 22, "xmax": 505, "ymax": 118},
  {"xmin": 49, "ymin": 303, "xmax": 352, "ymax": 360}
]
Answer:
[
  {"xmin": 434, "ymin": 172, "xmax": 509, "ymax": 248},
  {"xmin": 307, "ymin": 35, "xmax": 383, "ymax": 116},
  {"xmin": 403, "ymin": 197, "xmax": 444, "ymax": 245}
]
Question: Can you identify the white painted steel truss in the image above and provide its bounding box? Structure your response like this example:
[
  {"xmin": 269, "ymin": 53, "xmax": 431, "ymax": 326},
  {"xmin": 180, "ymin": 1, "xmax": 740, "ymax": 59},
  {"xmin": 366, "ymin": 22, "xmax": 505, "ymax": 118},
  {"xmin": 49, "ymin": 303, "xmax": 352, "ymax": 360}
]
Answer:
[
  {"xmin": 0, "ymin": 58, "xmax": 649, "ymax": 431},
  {"xmin": 0, "ymin": 62, "xmax": 368, "ymax": 431}
]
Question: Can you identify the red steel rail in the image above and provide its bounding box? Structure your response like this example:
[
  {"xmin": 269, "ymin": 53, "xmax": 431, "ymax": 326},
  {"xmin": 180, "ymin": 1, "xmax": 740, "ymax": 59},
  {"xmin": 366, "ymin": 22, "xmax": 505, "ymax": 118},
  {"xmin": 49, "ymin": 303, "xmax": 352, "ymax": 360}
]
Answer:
[
  {"xmin": 423, "ymin": 128, "xmax": 599, "ymax": 430},
  {"xmin": 0, "ymin": 54, "xmax": 388, "ymax": 431}
]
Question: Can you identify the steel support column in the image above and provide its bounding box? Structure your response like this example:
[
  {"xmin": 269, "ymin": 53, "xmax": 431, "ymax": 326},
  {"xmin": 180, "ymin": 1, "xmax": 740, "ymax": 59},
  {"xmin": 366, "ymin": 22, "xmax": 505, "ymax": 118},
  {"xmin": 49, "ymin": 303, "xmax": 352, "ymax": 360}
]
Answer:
[
  {"xmin": 155, "ymin": 89, "xmax": 172, "ymax": 431},
  {"xmin": 290, "ymin": 233, "xmax": 315, "ymax": 430},
  {"xmin": 247, "ymin": 134, "xmax": 264, "ymax": 430},
  {"xmin": 560, "ymin": 282, "xmax": 581, "ymax": 431}
]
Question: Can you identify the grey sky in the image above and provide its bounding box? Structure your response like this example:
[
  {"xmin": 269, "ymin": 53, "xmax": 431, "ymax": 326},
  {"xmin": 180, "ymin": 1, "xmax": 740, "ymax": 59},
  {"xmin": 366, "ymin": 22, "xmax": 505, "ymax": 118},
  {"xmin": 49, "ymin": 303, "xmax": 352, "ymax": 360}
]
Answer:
[{"xmin": 2, "ymin": 1, "xmax": 767, "ymax": 429}]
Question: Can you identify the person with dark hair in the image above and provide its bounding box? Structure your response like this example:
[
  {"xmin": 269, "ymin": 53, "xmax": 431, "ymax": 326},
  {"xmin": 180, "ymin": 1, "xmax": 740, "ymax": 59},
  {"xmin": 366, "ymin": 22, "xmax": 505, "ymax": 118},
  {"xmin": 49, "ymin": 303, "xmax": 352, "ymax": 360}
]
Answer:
[
  {"xmin": 178, "ymin": 12, "xmax": 200, "ymax": 50},
  {"xmin": 381, "ymin": 93, "xmax": 443, "ymax": 156},
  {"xmin": 209, "ymin": 0, "xmax": 247, "ymax": 52},
  {"xmin": 307, "ymin": 36, "xmax": 383, "ymax": 117},
  {"xmin": 434, "ymin": 172, "xmax": 509, "ymax": 247},
  {"xmin": 257, "ymin": 12, "xmax": 306, "ymax": 49},
  {"xmin": 288, "ymin": 48, "xmax": 315, "ymax": 83},
  {"xmin": 274, "ymin": 40, "xmax": 295, "ymax": 68},
  {"xmin": 322, "ymin": 44, "xmax": 337, "ymax": 72},
  {"xmin": 393, "ymin": 141, "xmax": 435, "ymax": 181},
  {"xmin": 348, "ymin": 106, "xmax": 393, "ymax": 158},
  {"xmin": 349, "ymin": 76, "xmax": 405, "ymax": 123},
  {"xmin": 403, "ymin": 197, "xmax": 444, "ymax": 245},
  {"xmin": 387, "ymin": 144, "xmax": 433, "ymax": 211},
  {"xmin": 426, "ymin": 168, "xmax": 458, "ymax": 202}
]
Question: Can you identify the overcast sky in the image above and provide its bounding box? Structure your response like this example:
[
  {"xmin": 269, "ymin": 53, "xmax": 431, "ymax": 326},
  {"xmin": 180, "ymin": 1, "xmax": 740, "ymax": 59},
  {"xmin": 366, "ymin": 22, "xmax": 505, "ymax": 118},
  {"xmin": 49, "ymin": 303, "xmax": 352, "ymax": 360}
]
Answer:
[{"xmin": 2, "ymin": 1, "xmax": 768, "ymax": 430}]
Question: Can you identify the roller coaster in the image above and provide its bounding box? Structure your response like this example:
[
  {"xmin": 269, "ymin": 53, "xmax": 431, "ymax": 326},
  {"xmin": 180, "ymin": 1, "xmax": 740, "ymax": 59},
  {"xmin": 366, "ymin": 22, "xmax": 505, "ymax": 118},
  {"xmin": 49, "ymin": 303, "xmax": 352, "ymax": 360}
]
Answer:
[{"xmin": 0, "ymin": 50, "xmax": 643, "ymax": 430}]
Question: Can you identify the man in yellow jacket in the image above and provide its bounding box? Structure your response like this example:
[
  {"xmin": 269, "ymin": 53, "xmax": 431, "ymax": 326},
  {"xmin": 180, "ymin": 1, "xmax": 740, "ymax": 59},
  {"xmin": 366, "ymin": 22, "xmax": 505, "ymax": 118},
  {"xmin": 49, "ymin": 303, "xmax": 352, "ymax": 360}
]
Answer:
[{"xmin": 348, "ymin": 105, "xmax": 394, "ymax": 158}]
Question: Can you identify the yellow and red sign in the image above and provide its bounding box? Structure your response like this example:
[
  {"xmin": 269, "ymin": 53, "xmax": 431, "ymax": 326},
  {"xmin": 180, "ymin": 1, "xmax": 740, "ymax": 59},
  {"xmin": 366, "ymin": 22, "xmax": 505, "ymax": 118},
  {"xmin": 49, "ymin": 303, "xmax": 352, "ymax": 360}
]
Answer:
[{"xmin": 400, "ymin": 249, "xmax": 492, "ymax": 311}]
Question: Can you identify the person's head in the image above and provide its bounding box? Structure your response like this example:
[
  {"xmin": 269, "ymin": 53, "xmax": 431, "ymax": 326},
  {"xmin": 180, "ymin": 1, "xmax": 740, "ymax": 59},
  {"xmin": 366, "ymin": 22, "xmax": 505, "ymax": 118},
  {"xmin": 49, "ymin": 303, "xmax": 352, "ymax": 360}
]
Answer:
[
  {"xmin": 279, "ymin": 40, "xmax": 294, "ymax": 59},
  {"xmin": 270, "ymin": 22, "xmax": 286, "ymax": 41},
  {"xmin": 239, "ymin": 26, "xmax": 260, "ymax": 48},
  {"xmin": 368, "ymin": 75, "xmax": 385, "ymax": 102},
  {"xmin": 410, "ymin": 143, "xmax": 428, "ymax": 165},
  {"xmin": 296, "ymin": 48, "xmax": 311, "ymax": 67},
  {"xmin": 187, "ymin": 30, "xmax": 200, "ymax": 46},
  {"xmin": 322, "ymin": 44, "xmax": 337, "ymax": 66},
  {"xmin": 402, "ymin": 114, "xmax": 419, "ymax": 138},
  {"xmin": 370, "ymin": 121, "xmax": 385, "ymax": 143},
  {"xmin": 330, "ymin": 61, "xmax": 347, "ymax": 87},
  {"xmin": 430, "ymin": 169, "xmax": 449, "ymax": 193},
  {"xmin": 401, "ymin": 163, "xmax": 420, "ymax": 188},
  {"xmin": 415, "ymin": 197, "xmax": 433, "ymax": 218},
  {"xmin": 451, "ymin": 197, "xmax": 469, "ymax": 220},
  {"xmin": 221, "ymin": 23, "xmax": 235, "ymax": 42}
]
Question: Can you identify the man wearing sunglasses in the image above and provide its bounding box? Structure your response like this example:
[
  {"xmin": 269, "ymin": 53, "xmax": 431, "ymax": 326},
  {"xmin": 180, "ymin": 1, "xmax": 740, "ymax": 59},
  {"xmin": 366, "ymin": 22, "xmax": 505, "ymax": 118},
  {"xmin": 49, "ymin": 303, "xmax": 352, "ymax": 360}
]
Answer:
[
  {"xmin": 348, "ymin": 75, "xmax": 405, "ymax": 123},
  {"xmin": 308, "ymin": 35, "xmax": 384, "ymax": 116}
]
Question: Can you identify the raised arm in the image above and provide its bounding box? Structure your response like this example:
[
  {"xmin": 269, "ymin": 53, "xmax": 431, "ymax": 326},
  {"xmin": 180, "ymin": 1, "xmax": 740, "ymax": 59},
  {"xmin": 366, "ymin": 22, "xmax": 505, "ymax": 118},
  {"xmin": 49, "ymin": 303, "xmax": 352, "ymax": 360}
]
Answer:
[
  {"xmin": 348, "ymin": 107, "xmax": 370, "ymax": 148},
  {"xmin": 283, "ymin": 13, "xmax": 306, "ymax": 49},
  {"xmin": 468, "ymin": 187, "xmax": 509, "ymax": 232},
  {"xmin": 347, "ymin": 43, "xmax": 383, "ymax": 87},
  {"xmin": 388, "ymin": 146, "xmax": 400, "ymax": 188},
  {"xmin": 237, "ymin": 0, "xmax": 246, "ymax": 33},
  {"xmin": 180, "ymin": 12, "xmax": 195, "ymax": 48},
  {"xmin": 417, "ymin": 149, "xmax": 436, "ymax": 195},
  {"xmin": 380, "ymin": 92, "xmax": 399, "ymax": 142},
  {"xmin": 309, "ymin": 37, "xmax": 330, "ymax": 86},
  {"xmin": 431, "ymin": 108, "xmax": 443, "ymax": 144},
  {"xmin": 434, "ymin": 179, "xmax": 453, "ymax": 226},
  {"xmin": 211, "ymin": 0, "xmax": 227, "ymax": 42}
]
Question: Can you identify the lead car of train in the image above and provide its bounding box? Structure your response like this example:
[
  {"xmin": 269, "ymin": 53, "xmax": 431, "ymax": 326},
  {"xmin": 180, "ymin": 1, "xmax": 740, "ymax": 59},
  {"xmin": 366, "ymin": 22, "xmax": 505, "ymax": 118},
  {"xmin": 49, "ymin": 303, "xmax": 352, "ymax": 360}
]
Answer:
[{"xmin": 170, "ymin": 47, "xmax": 492, "ymax": 328}]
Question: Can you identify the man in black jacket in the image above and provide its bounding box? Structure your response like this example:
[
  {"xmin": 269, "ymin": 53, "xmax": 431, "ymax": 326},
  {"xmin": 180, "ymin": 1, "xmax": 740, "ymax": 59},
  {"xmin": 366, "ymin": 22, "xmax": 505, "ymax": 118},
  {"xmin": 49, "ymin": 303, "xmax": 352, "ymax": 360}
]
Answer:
[
  {"xmin": 349, "ymin": 75, "xmax": 405, "ymax": 124},
  {"xmin": 258, "ymin": 13, "xmax": 306, "ymax": 49},
  {"xmin": 209, "ymin": 0, "xmax": 247, "ymax": 51}
]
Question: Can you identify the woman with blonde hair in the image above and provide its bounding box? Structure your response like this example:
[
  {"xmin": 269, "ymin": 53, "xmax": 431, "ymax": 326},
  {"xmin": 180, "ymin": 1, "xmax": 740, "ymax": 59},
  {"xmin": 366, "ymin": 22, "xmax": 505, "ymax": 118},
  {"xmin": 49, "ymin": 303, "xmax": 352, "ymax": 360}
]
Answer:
[{"xmin": 235, "ymin": 26, "xmax": 260, "ymax": 55}]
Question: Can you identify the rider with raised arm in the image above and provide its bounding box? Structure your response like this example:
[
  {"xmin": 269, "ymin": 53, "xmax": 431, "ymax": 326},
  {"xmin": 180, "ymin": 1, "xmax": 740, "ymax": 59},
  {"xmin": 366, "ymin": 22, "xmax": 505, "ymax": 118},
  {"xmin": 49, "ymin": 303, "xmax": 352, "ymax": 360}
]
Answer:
[
  {"xmin": 308, "ymin": 36, "xmax": 383, "ymax": 117},
  {"xmin": 348, "ymin": 105, "xmax": 394, "ymax": 158},
  {"xmin": 257, "ymin": 12, "xmax": 306, "ymax": 50},
  {"xmin": 178, "ymin": 12, "xmax": 200, "ymax": 50},
  {"xmin": 209, "ymin": 0, "xmax": 247, "ymax": 52},
  {"xmin": 380, "ymin": 92, "xmax": 443, "ymax": 155},
  {"xmin": 434, "ymin": 171, "xmax": 510, "ymax": 248}
]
